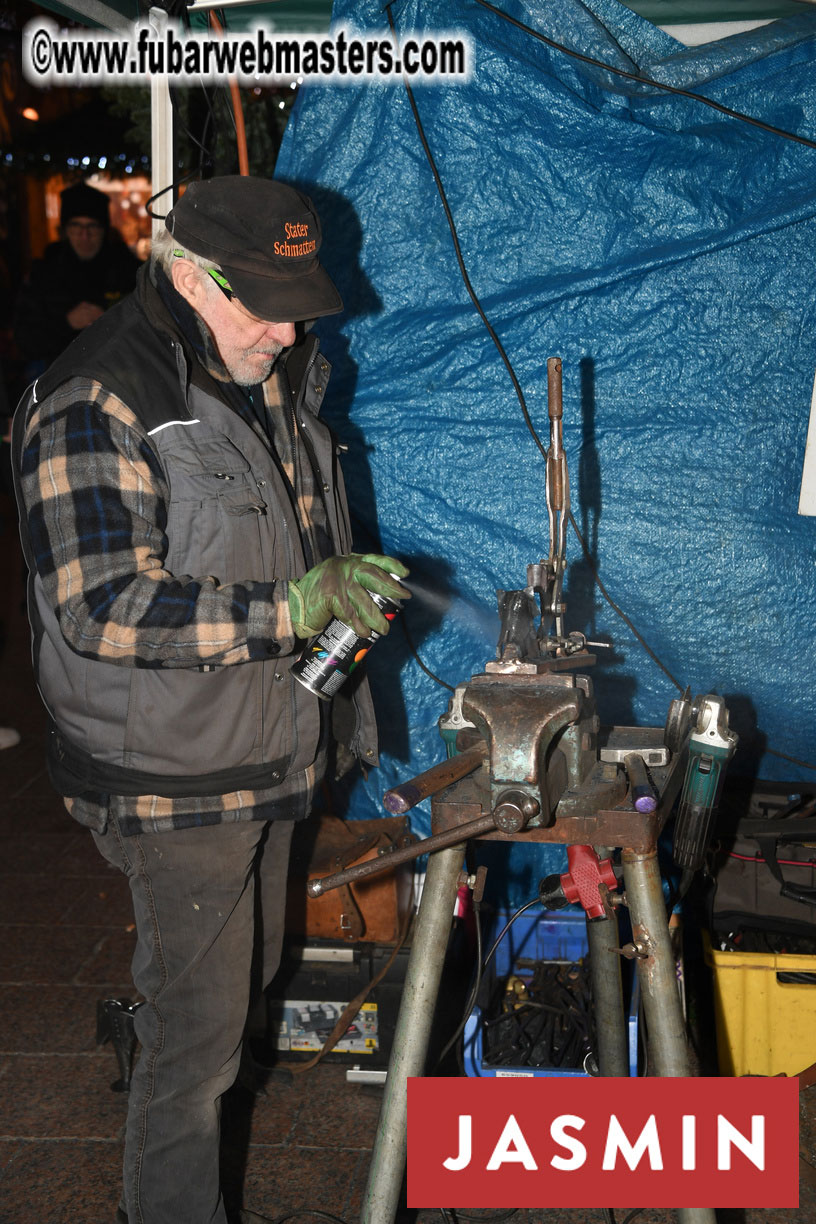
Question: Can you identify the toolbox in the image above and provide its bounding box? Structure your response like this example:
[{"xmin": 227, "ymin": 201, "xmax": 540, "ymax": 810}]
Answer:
[
  {"xmin": 264, "ymin": 938, "xmax": 410, "ymax": 1069},
  {"xmin": 463, "ymin": 909, "xmax": 639, "ymax": 1078},
  {"xmin": 705, "ymin": 935, "xmax": 816, "ymax": 1076}
]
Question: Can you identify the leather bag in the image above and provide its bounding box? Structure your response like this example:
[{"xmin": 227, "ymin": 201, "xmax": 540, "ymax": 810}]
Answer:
[{"xmin": 285, "ymin": 813, "xmax": 416, "ymax": 943}]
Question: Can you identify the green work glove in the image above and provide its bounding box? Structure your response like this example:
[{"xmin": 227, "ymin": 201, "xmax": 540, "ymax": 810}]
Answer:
[{"xmin": 288, "ymin": 553, "xmax": 410, "ymax": 639}]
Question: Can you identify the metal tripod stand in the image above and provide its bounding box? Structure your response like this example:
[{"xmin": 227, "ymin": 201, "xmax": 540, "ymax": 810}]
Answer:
[{"xmin": 354, "ymin": 733, "xmax": 714, "ymax": 1224}]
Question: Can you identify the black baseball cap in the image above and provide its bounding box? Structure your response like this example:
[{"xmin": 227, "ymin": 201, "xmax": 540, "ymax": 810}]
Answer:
[{"xmin": 166, "ymin": 176, "xmax": 343, "ymax": 322}]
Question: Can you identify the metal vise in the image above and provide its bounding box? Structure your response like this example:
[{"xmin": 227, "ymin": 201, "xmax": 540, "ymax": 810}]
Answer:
[{"xmin": 446, "ymin": 667, "xmax": 626, "ymax": 832}]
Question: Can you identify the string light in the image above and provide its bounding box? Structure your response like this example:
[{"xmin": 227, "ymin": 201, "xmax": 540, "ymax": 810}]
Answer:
[{"xmin": 0, "ymin": 150, "xmax": 146, "ymax": 172}]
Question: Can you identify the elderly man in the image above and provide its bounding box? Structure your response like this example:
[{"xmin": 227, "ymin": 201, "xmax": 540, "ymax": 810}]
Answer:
[{"xmin": 13, "ymin": 176, "xmax": 408, "ymax": 1224}]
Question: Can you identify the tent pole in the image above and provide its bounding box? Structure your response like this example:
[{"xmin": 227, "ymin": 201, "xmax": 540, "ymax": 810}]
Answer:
[{"xmin": 149, "ymin": 6, "xmax": 175, "ymax": 229}]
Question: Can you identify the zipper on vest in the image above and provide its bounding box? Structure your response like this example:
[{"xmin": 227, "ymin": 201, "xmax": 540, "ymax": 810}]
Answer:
[
  {"xmin": 283, "ymin": 339, "xmax": 322, "ymax": 487},
  {"xmin": 280, "ymin": 377, "xmax": 299, "ymax": 499},
  {"xmin": 300, "ymin": 343, "xmax": 320, "ymax": 403}
]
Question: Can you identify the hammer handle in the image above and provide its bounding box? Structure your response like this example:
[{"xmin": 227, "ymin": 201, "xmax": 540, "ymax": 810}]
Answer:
[
  {"xmin": 547, "ymin": 357, "xmax": 565, "ymax": 509},
  {"xmin": 547, "ymin": 356, "xmax": 563, "ymax": 421},
  {"xmin": 383, "ymin": 745, "xmax": 487, "ymax": 814}
]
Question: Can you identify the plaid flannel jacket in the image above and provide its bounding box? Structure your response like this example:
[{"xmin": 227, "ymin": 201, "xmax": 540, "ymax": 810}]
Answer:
[{"xmin": 18, "ymin": 267, "xmax": 332, "ymax": 835}]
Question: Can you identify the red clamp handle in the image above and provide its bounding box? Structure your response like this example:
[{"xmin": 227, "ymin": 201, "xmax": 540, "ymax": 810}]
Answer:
[{"xmin": 559, "ymin": 844, "xmax": 618, "ymax": 920}]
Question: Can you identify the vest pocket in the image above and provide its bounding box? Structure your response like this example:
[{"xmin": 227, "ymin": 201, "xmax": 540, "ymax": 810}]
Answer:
[
  {"xmin": 163, "ymin": 438, "xmax": 273, "ymax": 584},
  {"xmin": 163, "ymin": 437, "xmax": 251, "ymax": 488},
  {"xmin": 122, "ymin": 663, "xmax": 263, "ymax": 774}
]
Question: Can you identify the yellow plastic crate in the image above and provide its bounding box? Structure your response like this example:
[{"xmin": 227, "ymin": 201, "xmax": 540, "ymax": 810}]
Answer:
[{"xmin": 706, "ymin": 937, "xmax": 816, "ymax": 1076}]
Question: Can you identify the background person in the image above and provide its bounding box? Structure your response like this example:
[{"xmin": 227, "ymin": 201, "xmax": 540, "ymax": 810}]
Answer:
[{"xmin": 14, "ymin": 180, "xmax": 141, "ymax": 375}]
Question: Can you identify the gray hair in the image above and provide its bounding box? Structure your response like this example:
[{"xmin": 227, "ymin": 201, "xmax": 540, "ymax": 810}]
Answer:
[{"xmin": 151, "ymin": 226, "xmax": 217, "ymax": 280}]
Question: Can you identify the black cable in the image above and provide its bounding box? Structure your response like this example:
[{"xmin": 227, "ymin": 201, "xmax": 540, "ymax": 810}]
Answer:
[
  {"xmin": 436, "ymin": 896, "xmax": 541, "ymax": 1069},
  {"xmin": 145, "ymin": 165, "xmax": 201, "ymax": 220},
  {"xmin": 474, "ymin": 0, "xmax": 816, "ymax": 152},
  {"xmin": 217, "ymin": 79, "xmax": 240, "ymax": 139},
  {"xmin": 158, "ymin": 2, "xmax": 218, "ymax": 182},
  {"xmin": 638, "ymin": 990, "xmax": 649, "ymax": 1078},
  {"xmin": 454, "ymin": 868, "xmax": 482, "ymax": 1076},
  {"xmin": 567, "ymin": 509, "xmax": 685, "ymax": 694},
  {"xmin": 664, "ymin": 865, "xmax": 695, "ymax": 917},
  {"xmin": 602, "ymin": 1210, "xmax": 616, "ymax": 1224},
  {"xmin": 387, "ymin": 0, "xmax": 816, "ymax": 774},
  {"xmin": 400, "ymin": 614, "xmax": 455, "ymax": 691},
  {"xmin": 437, "ymin": 891, "xmax": 484, "ymax": 1071},
  {"xmin": 384, "ymin": 4, "xmax": 548, "ymax": 472},
  {"xmin": 621, "ymin": 1210, "xmax": 646, "ymax": 1224},
  {"xmin": 481, "ymin": 899, "xmax": 542, "ymax": 974},
  {"xmin": 766, "ymin": 746, "xmax": 816, "ymax": 771},
  {"xmin": 170, "ymin": 82, "xmax": 218, "ymax": 175}
]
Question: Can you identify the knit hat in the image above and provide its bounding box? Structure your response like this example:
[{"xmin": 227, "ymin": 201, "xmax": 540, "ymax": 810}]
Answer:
[
  {"xmin": 166, "ymin": 176, "xmax": 342, "ymax": 322},
  {"xmin": 60, "ymin": 182, "xmax": 110, "ymax": 229}
]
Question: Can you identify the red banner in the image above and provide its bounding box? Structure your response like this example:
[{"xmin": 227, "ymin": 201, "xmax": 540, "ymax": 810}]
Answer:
[{"xmin": 407, "ymin": 1077, "xmax": 799, "ymax": 1208}]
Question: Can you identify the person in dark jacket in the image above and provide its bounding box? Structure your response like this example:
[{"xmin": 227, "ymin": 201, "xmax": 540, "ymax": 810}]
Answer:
[
  {"xmin": 13, "ymin": 176, "xmax": 409, "ymax": 1224},
  {"xmin": 14, "ymin": 181, "xmax": 141, "ymax": 373}
]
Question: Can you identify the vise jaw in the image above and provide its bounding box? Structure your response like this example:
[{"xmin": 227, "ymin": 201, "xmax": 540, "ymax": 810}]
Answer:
[{"xmin": 456, "ymin": 668, "xmax": 625, "ymax": 828}]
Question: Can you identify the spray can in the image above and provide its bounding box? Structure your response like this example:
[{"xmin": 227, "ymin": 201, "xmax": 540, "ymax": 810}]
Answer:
[{"xmin": 291, "ymin": 588, "xmax": 402, "ymax": 701}]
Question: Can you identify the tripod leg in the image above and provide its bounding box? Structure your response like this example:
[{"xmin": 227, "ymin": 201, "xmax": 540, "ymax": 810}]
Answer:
[
  {"xmin": 621, "ymin": 850, "xmax": 688, "ymax": 1077},
  {"xmin": 622, "ymin": 850, "xmax": 716, "ymax": 1224},
  {"xmin": 360, "ymin": 843, "xmax": 464, "ymax": 1224},
  {"xmin": 586, "ymin": 906, "xmax": 629, "ymax": 1076},
  {"xmin": 587, "ymin": 847, "xmax": 629, "ymax": 1078}
]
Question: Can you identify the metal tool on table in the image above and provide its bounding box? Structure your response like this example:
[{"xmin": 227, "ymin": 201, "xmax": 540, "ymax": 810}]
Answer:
[
  {"xmin": 673, "ymin": 694, "xmax": 739, "ymax": 873},
  {"xmin": 309, "ymin": 358, "xmax": 734, "ymax": 1224}
]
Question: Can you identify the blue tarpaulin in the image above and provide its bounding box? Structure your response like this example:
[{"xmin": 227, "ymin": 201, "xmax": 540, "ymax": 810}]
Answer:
[{"xmin": 275, "ymin": 0, "xmax": 816, "ymax": 903}]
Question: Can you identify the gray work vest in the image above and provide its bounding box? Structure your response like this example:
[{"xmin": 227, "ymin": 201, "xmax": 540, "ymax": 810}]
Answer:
[{"xmin": 13, "ymin": 283, "xmax": 378, "ymax": 798}]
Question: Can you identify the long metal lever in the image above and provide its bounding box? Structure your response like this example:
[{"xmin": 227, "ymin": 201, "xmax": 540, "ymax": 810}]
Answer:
[
  {"xmin": 545, "ymin": 355, "xmax": 570, "ymax": 637},
  {"xmin": 306, "ymin": 810, "xmax": 497, "ymax": 897}
]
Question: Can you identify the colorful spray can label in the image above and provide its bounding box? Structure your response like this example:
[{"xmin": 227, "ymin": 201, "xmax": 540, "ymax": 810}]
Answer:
[{"xmin": 291, "ymin": 590, "xmax": 402, "ymax": 701}]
